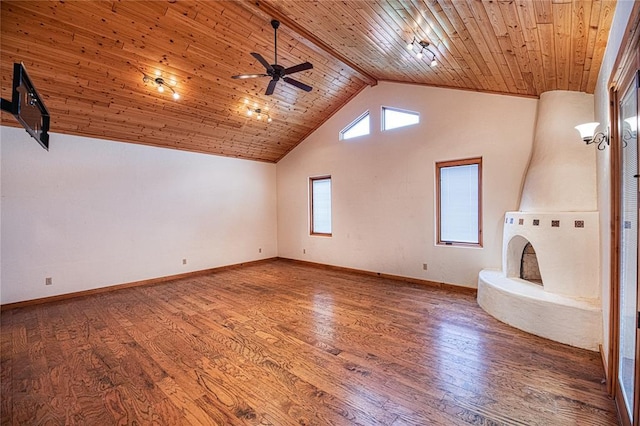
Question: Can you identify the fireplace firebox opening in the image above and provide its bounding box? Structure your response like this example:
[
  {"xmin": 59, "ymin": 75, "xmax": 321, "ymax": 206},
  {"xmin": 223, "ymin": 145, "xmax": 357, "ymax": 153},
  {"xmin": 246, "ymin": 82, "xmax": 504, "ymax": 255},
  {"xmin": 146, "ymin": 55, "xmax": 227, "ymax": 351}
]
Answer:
[{"xmin": 520, "ymin": 242, "xmax": 543, "ymax": 285}]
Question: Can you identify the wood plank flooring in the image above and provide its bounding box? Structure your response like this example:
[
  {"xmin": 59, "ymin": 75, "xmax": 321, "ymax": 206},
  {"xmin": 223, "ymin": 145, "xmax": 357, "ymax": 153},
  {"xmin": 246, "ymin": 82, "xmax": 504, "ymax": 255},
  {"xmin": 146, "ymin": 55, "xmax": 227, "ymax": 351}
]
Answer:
[{"xmin": 1, "ymin": 259, "xmax": 618, "ymax": 425}]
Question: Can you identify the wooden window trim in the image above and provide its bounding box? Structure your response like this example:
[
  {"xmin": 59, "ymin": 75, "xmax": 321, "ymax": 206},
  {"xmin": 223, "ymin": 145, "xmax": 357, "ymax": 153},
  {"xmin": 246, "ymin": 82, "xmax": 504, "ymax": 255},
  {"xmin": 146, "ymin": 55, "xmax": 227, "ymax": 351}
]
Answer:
[
  {"xmin": 606, "ymin": 1, "xmax": 640, "ymax": 415},
  {"xmin": 609, "ymin": 64, "xmax": 640, "ymax": 426},
  {"xmin": 436, "ymin": 157, "xmax": 483, "ymax": 247},
  {"xmin": 309, "ymin": 175, "xmax": 332, "ymax": 237}
]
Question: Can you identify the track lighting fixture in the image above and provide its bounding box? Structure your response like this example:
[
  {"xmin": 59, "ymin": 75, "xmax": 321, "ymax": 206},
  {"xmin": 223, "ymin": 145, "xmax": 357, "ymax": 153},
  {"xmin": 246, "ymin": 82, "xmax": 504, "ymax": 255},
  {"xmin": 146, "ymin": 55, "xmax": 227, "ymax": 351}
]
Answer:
[
  {"xmin": 406, "ymin": 38, "xmax": 437, "ymax": 67},
  {"xmin": 142, "ymin": 73, "xmax": 180, "ymax": 100},
  {"xmin": 406, "ymin": 39, "xmax": 416, "ymax": 51},
  {"xmin": 244, "ymin": 99, "xmax": 272, "ymax": 123}
]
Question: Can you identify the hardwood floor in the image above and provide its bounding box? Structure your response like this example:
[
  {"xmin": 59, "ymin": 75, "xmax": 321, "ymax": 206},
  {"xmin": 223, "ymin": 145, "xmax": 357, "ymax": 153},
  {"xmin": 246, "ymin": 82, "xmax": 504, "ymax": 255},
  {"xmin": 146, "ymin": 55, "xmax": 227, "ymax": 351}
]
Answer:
[{"xmin": 1, "ymin": 259, "xmax": 618, "ymax": 425}]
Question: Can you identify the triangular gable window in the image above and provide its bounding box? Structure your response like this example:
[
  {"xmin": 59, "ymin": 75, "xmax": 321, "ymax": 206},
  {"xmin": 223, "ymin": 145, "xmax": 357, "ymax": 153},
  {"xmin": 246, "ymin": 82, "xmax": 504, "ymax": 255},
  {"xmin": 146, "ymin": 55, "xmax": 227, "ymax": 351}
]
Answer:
[
  {"xmin": 340, "ymin": 111, "xmax": 370, "ymax": 140},
  {"xmin": 382, "ymin": 107, "xmax": 419, "ymax": 131}
]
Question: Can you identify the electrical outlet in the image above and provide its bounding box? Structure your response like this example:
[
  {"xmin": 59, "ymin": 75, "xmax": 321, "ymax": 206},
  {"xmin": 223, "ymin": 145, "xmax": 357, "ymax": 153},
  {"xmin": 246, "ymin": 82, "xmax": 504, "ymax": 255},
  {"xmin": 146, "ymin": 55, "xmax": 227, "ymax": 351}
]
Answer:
[
  {"xmin": 45, "ymin": 277, "xmax": 52, "ymax": 286},
  {"xmin": 182, "ymin": 258, "xmax": 187, "ymax": 265},
  {"xmin": 303, "ymin": 249, "xmax": 306, "ymax": 254},
  {"xmin": 259, "ymin": 248, "xmax": 262, "ymax": 253},
  {"xmin": 422, "ymin": 263, "xmax": 428, "ymax": 271}
]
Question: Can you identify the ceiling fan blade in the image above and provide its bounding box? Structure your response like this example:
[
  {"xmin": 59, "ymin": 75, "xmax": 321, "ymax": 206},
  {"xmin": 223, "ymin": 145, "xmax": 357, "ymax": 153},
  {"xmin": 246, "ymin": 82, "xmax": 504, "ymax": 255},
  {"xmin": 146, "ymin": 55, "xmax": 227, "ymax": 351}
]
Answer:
[
  {"xmin": 265, "ymin": 79, "xmax": 278, "ymax": 96},
  {"xmin": 231, "ymin": 73, "xmax": 270, "ymax": 79},
  {"xmin": 283, "ymin": 77, "xmax": 312, "ymax": 92},
  {"xmin": 284, "ymin": 62, "xmax": 313, "ymax": 75},
  {"xmin": 251, "ymin": 52, "xmax": 274, "ymax": 72}
]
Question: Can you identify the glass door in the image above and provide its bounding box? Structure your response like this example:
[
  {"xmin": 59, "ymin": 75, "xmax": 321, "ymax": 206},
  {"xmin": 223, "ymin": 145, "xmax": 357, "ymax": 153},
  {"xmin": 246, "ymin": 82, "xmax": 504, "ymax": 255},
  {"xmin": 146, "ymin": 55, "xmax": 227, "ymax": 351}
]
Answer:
[{"xmin": 618, "ymin": 70, "xmax": 639, "ymax": 424}]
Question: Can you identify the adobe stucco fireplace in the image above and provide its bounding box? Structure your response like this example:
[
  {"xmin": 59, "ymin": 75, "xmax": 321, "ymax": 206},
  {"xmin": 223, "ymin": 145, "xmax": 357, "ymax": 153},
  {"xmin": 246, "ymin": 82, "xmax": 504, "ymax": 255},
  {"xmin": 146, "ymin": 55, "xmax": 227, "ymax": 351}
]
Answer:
[{"xmin": 478, "ymin": 91, "xmax": 602, "ymax": 351}]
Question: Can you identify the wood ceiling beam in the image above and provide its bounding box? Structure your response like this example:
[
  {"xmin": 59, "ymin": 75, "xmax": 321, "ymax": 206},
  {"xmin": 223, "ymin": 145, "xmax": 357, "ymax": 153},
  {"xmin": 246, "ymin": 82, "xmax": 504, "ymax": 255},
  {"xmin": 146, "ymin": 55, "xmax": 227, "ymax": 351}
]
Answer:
[{"xmin": 245, "ymin": 0, "xmax": 378, "ymax": 87}]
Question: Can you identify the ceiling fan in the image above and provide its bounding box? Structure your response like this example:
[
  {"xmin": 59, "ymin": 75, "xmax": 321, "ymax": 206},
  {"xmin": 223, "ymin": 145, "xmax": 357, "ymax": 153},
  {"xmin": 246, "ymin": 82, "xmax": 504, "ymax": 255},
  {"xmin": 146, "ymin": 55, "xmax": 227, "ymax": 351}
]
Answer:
[{"xmin": 232, "ymin": 19, "xmax": 313, "ymax": 96}]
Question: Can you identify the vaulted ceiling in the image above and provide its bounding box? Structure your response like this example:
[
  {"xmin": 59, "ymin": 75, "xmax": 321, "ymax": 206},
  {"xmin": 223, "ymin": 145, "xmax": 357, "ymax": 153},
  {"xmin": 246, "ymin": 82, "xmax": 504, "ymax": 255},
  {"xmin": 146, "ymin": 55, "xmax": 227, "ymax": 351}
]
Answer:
[{"xmin": 0, "ymin": 0, "xmax": 616, "ymax": 163}]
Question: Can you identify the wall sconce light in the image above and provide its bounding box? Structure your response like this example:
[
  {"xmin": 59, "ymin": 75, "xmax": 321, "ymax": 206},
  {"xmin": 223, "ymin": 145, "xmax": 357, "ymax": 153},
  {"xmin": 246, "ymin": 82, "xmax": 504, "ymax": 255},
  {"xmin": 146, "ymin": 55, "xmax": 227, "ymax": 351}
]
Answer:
[
  {"xmin": 143, "ymin": 73, "xmax": 180, "ymax": 100},
  {"xmin": 574, "ymin": 122, "xmax": 609, "ymax": 150},
  {"xmin": 244, "ymin": 99, "xmax": 272, "ymax": 123},
  {"xmin": 406, "ymin": 38, "xmax": 437, "ymax": 67}
]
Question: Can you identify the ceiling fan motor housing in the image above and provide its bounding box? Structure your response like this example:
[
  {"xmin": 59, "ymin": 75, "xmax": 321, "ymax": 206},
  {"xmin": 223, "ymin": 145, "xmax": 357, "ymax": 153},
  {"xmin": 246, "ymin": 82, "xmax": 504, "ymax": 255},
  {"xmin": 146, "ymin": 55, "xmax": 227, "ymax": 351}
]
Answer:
[{"xmin": 231, "ymin": 19, "xmax": 313, "ymax": 95}]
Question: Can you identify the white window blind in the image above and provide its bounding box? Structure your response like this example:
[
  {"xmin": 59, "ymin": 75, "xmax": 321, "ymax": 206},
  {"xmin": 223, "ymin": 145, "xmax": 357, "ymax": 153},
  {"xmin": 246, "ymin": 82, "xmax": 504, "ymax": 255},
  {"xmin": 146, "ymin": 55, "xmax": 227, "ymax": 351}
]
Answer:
[
  {"xmin": 311, "ymin": 177, "xmax": 332, "ymax": 235},
  {"xmin": 439, "ymin": 163, "xmax": 480, "ymax": 244}
]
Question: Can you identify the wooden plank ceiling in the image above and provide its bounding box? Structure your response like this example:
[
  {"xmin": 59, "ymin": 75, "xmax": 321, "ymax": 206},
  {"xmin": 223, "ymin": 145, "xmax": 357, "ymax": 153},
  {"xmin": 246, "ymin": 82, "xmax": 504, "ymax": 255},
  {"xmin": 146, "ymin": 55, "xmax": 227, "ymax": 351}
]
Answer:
[{"xmin": 0, "ymin": 0, "xmax": 616, "ymax": 163}]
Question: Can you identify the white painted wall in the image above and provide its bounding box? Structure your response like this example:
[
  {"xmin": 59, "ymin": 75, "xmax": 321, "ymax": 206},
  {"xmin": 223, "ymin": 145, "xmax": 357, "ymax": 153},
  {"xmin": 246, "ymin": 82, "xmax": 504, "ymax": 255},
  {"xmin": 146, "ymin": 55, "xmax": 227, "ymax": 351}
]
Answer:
[
  {"xmin": 277, "ymin": 82, "xmax": 538, "ymax": 287},
  {"xmin": 0, "ymin": 126, "xmax": 277, "ymax": 304},
  {"xmin": 594, "ymin": 0, "xmax": 636, "ymax": 370},
  {"xmin": 519, "ymin": 91, "xmax": 597, "ymax": 212}
]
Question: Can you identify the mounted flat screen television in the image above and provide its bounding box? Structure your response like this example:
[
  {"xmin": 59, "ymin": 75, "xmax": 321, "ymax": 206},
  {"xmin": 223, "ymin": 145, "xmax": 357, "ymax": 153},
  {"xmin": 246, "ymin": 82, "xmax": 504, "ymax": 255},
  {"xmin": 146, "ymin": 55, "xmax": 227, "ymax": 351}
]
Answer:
[{"xmin": 1, "ymin": 62, "xmax": 51, "ymax": 150}]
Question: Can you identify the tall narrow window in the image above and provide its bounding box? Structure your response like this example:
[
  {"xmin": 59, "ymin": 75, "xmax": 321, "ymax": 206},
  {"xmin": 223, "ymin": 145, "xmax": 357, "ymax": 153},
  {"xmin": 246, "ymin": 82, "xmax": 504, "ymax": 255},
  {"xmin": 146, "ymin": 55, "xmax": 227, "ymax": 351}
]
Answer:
[
  {"xmin": 310, "ymin": 176, "xmax": 332, "ymax": 236},
  {"xmin": 436, "ymin": 158, "xmax": 482, "ymax": 246},
  {"xmin": 340, "ymin": 111, "xmax": 370, "ymax": 140},
  {"xmin": 382, "ymin": 107, "xmax": 419, "ymax": 131}
]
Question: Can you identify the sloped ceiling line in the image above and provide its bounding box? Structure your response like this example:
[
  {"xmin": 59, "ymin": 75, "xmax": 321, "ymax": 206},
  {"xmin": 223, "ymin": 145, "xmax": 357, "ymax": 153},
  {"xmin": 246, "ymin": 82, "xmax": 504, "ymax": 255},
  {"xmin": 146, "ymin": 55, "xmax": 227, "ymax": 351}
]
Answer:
[{"xmin": 0, "ymin": 0, "xmax": 617, "ymax": 163}]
